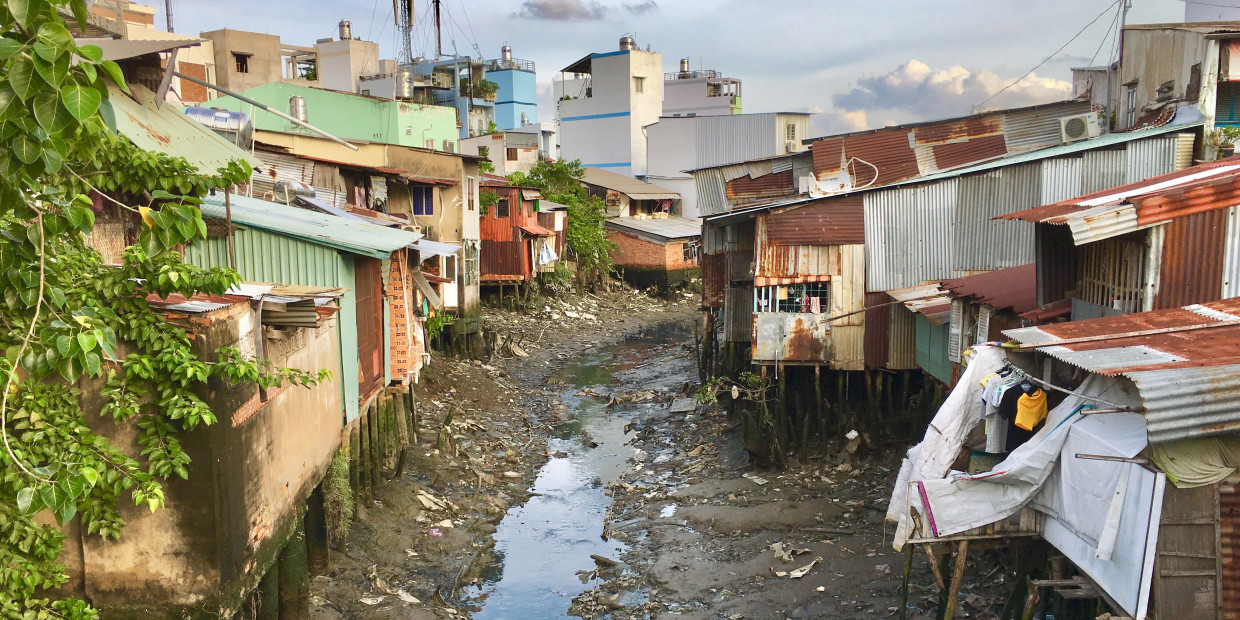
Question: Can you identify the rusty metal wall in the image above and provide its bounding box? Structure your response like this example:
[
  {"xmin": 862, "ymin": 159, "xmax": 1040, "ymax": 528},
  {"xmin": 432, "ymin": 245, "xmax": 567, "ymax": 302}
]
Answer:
[
  {"xmin": 767, "ymin": 196, "xmax": 864, "ymax": 246},
  {"xmin": 1155, "ymin": 207, "xmax": 1228, "ymax": 309},
  {"xmin": 1081, "ymin": 148, "xmax": 1126, "ymax": 194},
  {"xmin": 723, "ymin": 285, "xmax": 752, "ymax": 342},
  {"xmin": 864, "ymin": 291, "xmax": 890, "ymax": 369},
  {"xmin": 932, "ymin": 134, "xmax": 1007, "ymax": 170},
  {"xmin": 887, "ymin": 303, "xmax": 918, "ymax": 369},
  {"xmin": 864, "ymin": 179, "xmax": 958, "ymax": 291},
  {"xmin": 701, "ymin": 253, "xmax": 726, "ymax": 308},
  {"xmin": 702, "ymin": 220, "xmax": 727, "ymax": 254},
  {"xmin": 954, "ymin": 163, "xmax": 1039, "ymax": 271},
  {"xmin": 1222, "ymin": 475, "xmax": 1239, "ymax": 620},
  {"xmin": 480, "ymin": 240, "xmax": 526, "ymax": 279},
  {"xmin": 725, "ymin": 170, "xmax": 795, "ymax": 204},
  {"xmin": 752, "ymin": 312, "xmax": 832, "ymax": 363}
]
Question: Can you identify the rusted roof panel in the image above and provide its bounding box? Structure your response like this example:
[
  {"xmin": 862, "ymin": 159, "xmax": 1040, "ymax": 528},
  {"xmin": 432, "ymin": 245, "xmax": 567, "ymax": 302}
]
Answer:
[
  {"xmin": 841, "ymin": 128, "xmax": 922, "ymax": 187},
  {"xmin": 914, "ymin": 114, "xmax": 1004, "ymax": 145},
  {"xmin": 887, "ymin": 283, "xmax": 953, "ymax": 325},
  {"xmin": 1003, "ymin": 297, "xmax": 1240, "ymax": 444},
  {"xmin": 932, "ymin": 134, "xmax": 1008, "ymax": 170},
  {"xmin": 939, "ymin": 263, "xmax": 1038, "ymax": 314},
  {"xmin": 725, "ymin": 170, "xmax": 795, "ymax": 204},
  {"xmin": 811, "ymin": 137, "xmax": 845, "ymax": 174},
  {"xmin": 767, "ymin": 196, "xmax": 864, "ymax": 246}
]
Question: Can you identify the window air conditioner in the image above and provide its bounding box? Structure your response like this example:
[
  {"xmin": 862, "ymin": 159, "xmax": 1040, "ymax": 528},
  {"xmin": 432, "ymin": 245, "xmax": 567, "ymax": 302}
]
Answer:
[
  {"xmin": 1059, "ymin": 113, "xmax": 1102, "ymax": 143},
  {"xmin": 785, "ymin": 140, "xmax": 798, "ymax": 153}
]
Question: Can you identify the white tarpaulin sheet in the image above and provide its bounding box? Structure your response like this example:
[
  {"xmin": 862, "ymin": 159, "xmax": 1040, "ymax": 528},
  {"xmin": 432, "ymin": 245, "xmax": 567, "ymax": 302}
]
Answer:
[{"xmin": 888, "ymin": 346, "xmax": 1008, "ymax": 538}]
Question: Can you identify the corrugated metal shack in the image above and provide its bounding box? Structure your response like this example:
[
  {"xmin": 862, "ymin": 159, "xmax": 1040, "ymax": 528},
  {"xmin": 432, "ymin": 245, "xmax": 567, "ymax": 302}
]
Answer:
[
  {"xmin": 479, "ymin": 177, "xmax": 555, "ymax": 284},
  {"xmin": 185, "ymin": 193, "xmax": 422, "ymax": 421},
  {"xmin": 1000, "ymin": 155, "xmax": 1240, "ymax": 321},
  {"xmin": 1002, "ymin": 297, "xmax": 1240, "ymax": 619}
]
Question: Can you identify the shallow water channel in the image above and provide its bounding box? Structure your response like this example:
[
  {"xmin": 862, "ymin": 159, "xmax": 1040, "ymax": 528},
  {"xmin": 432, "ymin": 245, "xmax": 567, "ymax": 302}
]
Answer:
[{"xmin": 464, "ymin": 321, "xmax": 690, "ymax": 619}]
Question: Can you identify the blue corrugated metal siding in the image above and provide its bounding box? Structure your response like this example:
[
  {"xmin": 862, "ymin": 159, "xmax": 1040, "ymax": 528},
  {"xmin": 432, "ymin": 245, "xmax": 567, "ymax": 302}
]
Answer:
[{"xmin": 183, "ymin": 230, "xmax": 362, "ymax": 422}]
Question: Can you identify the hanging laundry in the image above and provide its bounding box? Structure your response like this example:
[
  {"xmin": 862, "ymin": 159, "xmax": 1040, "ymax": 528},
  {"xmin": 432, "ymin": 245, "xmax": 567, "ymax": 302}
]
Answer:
[
  {"xmin": 1015, "ymin": 388, "xmax": 1048, "ymax": 431},
  {"xmin": 809, "ymin": 296, "xmax": 821, "ymax": 314},
  {"xmin": 984, "ymin": 412, "xmax": 1008, "ymax": 454}
]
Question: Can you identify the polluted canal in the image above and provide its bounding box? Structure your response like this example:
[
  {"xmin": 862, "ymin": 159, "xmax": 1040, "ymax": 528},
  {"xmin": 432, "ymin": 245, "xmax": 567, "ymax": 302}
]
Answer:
[{"xmin": 464, "ymin": 321, "xmax": 695, "ymax": 618}]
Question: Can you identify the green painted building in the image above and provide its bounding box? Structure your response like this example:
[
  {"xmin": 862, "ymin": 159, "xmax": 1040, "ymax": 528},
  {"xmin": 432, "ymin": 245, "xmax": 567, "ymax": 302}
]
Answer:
[{"xmin": 203, "ymin": 82, "xmax": 460, "ymax": 152}]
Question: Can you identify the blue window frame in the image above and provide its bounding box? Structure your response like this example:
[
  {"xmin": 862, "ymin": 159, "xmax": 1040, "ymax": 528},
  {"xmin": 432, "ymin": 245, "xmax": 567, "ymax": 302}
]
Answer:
[{"xmin": 412, "ymin": 185, "xmax": 434, "ymax": 215}]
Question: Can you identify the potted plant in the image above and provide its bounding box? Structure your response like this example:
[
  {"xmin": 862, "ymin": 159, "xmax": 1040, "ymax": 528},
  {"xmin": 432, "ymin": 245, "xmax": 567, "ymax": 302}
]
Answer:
[{"xmin": 1211, "ymin": 125, "xmax": 1240, "ymax": 157}]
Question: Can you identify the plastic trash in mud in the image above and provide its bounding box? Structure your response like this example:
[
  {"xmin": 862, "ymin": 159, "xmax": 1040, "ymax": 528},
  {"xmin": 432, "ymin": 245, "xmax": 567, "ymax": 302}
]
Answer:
[
  {"xmin": 743, "ymin": 472, "xmax": 768, "ymax": 486},
  {"xmin": 428, "ymin": 528, "xmax": 443, "ymax": 537}
]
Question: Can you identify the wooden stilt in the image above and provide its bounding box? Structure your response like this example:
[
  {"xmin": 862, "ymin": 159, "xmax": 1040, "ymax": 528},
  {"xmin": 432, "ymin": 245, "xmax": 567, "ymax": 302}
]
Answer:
[
  {"xmin": 898, "ymin": 543, "xmax": 914, "ymax": 620},
  {"xmin": 944, "ymin": 540, "xmax": 969, "ymax": 619}
]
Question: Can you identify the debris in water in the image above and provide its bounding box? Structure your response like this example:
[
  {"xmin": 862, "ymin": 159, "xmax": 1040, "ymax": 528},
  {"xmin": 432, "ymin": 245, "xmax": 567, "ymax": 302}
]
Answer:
[
  {"xmin": 743, "ymin": 472, "xmax": 768, "ymax": 486},
  {"xmin": 396, "ymin": 589, "xmax": 421, "ymax": 604},
  {"xmin": 428, "ymin": 528, "xmax": 443, "ymax": 537},
  {"xmin": 359, "ymin": 595, "xmax": 385, "ymax": 605},
  {"xmin": 659, "ymin": 504, "xmax": 677, "ymax": 518},
  {"xmin": 788, "ymin": 557, "xmax": 823, "ymax": 579}
]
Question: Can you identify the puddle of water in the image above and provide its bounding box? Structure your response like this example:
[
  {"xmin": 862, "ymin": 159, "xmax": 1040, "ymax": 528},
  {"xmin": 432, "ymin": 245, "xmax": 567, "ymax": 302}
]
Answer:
[{"xmin": 464, "ymin": 321, "xmax": 690, "ymax": 618}]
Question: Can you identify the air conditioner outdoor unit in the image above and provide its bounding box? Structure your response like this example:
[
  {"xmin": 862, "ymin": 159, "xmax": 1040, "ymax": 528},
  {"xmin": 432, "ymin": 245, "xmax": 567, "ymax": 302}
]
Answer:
[
  {"xmin": 1060, "ymin": 113, "xmax": 1102, "ymax": 143},
  {"xmin": 785, "ymin": 140, "xmax": 798, "ymax": 153},
  {"xmin": 402, "ymin": 224, "xmax": 422, "ymax": 235}
]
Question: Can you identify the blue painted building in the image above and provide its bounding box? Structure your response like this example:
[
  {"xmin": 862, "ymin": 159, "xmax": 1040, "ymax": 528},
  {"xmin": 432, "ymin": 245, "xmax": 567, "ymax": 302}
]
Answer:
[{"xmin": 409, "ymin": 46, "xmax": 539, "ymax": 140}]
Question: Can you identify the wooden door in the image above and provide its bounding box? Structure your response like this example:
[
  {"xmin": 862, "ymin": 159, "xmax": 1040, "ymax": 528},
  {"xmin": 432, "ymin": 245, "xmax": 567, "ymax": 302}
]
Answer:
[{"xmin": 354, "ymin": 258, "xmax": 384, "ymax": 397}]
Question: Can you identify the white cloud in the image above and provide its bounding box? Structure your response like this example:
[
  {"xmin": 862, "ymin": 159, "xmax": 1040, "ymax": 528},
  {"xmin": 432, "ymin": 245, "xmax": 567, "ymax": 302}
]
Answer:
[{"xmin": 514, "ymin": 0, "xmax": 608, "ymax": 21}]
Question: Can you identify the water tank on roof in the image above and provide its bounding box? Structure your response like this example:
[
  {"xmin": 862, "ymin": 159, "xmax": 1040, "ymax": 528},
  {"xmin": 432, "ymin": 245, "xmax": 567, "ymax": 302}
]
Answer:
[
  {"xmin": 679, "ymin": 58, "xmax": 690, "ymax": 74},
  {"xmin": 338, "ymin": 20, "xmax": 352, "ymax": 41},
  {"xmin": 273, "ymin": 180, "xmax": 315, "ymax": 204},
  {"xmin": 289, "ymin": 95, "xmax": 307, "ymax": 122},
  {"xmin": 619, "ymin": 36, "xmax": 635, "ymax": 51},
  {"xmin": 396, "ymin": 67, "xmax": 415, "ymax": 100},
  {"xmin": 501, "ymin": 45, "xmax": 512, "ymax": 63},
  {"xmin": 183, "ymin": 107, "xmax": 253, "ymax": 149}
]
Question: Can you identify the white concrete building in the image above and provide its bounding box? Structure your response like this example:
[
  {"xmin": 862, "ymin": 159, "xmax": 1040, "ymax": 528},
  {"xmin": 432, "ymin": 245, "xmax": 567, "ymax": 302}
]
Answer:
[
  {"xmin": 459, "ymin": 123, "xmax": 556, "ymax": 176},
  {"xmin": 663, "ymin": 58, "xmax": 741, "ymax": 117},
  {"xmin": 644, "ymin": 113, "xmax": 811, "ymax": 220},
  {"xmin": 554, "ymin": 37, "xmax": 663, "ymax": 178}
]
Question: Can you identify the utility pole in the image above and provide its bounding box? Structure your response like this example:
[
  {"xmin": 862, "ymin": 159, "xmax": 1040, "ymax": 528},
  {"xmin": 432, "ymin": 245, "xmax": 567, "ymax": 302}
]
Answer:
[
  {"xmin": 433, "ymin": 0, "xmax": 442, "ymax": 59},
  {"xmin": 165, "ymin": 0, "xmax": 173, "ymax": 32}
]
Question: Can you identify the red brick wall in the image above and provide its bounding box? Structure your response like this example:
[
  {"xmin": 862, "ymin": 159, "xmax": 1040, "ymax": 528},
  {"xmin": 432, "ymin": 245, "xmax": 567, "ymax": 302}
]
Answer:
[
  {"xmin": 608, "ymin": 229, "xmax": 670, "ymax": 269},
  {"xmin": 177, "ymin": 62, "xmax": 209, "ymax": 105},
  {"xmin": 663, "ymin": 239, "xmax": 696, "ymax": 270}
]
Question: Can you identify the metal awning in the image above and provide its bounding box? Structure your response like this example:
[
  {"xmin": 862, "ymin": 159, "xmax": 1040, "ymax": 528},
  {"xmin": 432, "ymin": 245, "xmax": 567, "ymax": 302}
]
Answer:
[
  {"xmin": 76, "ymin": 27, "xmax": 203, "ymax": 61},
  {"xmin": 519, "ymin": 224, "xmax": 554, "ymax": 236},
  {"xmin": 521, "ymin": 189, "xmax": 544, "ymax": 200},
  {"xmin": 409, "ymin": 239, "xmax": 462, "ymax": 258},
  {"xmin": 411, "ymin": 271, "xmax": 444, "ymax": 310},
  {"xmin": 110, "ymin": 84, "xmax": 259, "ymax": 176}
]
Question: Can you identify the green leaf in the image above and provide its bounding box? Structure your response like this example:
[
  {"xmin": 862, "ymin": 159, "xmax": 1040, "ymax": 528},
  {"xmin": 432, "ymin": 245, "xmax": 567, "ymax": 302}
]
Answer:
[
  {"xmin": 76, "ymin": 331, "xmax": 96, "ymax": 353},
  {"xmin": 9, "ymin": 56, "xmax": 37, "ymax": 101},
  {"xmin": 80, "ymin": 466, "xmax": 98, "ymax": 488},
  {"xmin": 71, "ymin": 0, "xmax": 89, "ymax": 33},
  {"xmin": 65, "ymin": 203, "xmax": 94, "ymax": 232},
  {"xmin": 98, "ymin": 60, "xmax": 128, "ymax": 93},
  {"xmin": 55, "ymin": 335, "xmax": 70, "ymax": 355},
  {"xmin": 84, "ymin": 351, "xmax": 101, "ymax": 375},
  {"xmin": 77, "ymin": 44, "xmax": 102, "ymax": 62},
  {"xmin": 7, "ymin": 0, "xmax": 32, "ymax": 28},
  {"xmin": 0, "ymin": 38, "xmax": 24, "ymax": 60},
  {"xmin": 12, "ymin": 134, "xmax": 40, "ymax": 164},
  {"xmin": 97, "ymin": 97, "xmax": 116, "ymax": 134},
  {"xmin": 33, "ymin": 40, "xmax": 56, "ymax": 62},
  {"xmin": 33, "ymin": 54, "xmax": 69, "ymax": 87},
  {"xmin": 36, "ymin": 22, "xmax": 74, "ymax": 54},
  {"xmin": 0, "ymin": 87, "xmax": 17, "ymax": 119},
  {"xmin": 31, "ymin": 89, "xmax": 58, "ymax": 130},
  {"xmin": 47, "ymin": 286, "xmax": 65, "ymax": 307},
  {"xmin": 16, "ymin": 487, "xmax": 33, "ymax": 513},
  {"xmin": 60, "ymin": 82, "xmax": 101, "ymax": 122}
]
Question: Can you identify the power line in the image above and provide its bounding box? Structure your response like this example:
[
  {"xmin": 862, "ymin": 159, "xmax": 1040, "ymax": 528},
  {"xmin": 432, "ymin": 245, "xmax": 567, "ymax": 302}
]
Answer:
[
  {"xmin": 1087, "ymin": 1, "xmax": 1123, "ymax": 69},
  {"xmin": 977, "ymin": 0, "xmax": 1122, "ymax": 109},
  {"xmin": 365, "ymin": 0, "xmax": 380, "ymax": 41}
]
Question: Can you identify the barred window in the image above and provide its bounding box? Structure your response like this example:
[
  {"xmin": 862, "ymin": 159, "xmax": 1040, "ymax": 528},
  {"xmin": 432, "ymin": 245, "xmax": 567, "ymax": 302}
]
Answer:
[{"xmin": 754, "ymin": 282, "xmax": 830, "ymax": 313}]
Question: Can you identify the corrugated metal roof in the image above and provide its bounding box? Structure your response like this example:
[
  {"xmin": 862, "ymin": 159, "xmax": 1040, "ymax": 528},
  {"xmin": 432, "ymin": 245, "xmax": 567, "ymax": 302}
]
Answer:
[
  {"xmin": 581, "ymin": 168, "xmax": 680, "ymax": 200},
  {"xmin": 1002, "ymin": 297, "xmax": 1240, "ymax": 443},
  {"xmin": 604, "ymin": 215, "xmax": 700, "ymax": 240},
  {"xmin": 77, "ymin": 27, "xmax": 204, "ymax": 61},
  {"xmin": 767, "ymin": 196, "xmax": 864, "ymax": 246},
  {"xmin": 1000, "ymin": 158, "xmax": 1240, "ymax": 244},
  {"xmin": 940, "ymin": 263, "xmax": 1038, "ymax": 314},
  {"xmin": 519, "ymin": 224, "xmax": 554, "ymax": 236},
  {"xmin": 111, "ymin": 85, "xmax": 259, "ymax": 177},
  {"xmin": 199, "ymin": 192, "xmax": 420, "ymax": 259},
  {"xmin": 145, "ymin": 292, "xmax": 249, "ymax": 314},
  {"xmin": 887, "ymin": 283, "xmax": 953, "ymax": 325}
]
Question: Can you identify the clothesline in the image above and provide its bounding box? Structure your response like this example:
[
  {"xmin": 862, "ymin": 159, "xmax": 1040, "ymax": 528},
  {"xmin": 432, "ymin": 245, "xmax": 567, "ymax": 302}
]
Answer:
[{"xmin": 998, "ymin": 361, "xmax": 1141, "ymax": 413}]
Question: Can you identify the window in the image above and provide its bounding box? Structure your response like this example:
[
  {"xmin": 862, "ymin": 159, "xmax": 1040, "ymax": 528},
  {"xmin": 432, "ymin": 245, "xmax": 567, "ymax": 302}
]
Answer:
[
  {"xmin": 467, "ymin": 177, "xmax": 475, "ymax": 211},
  {"xmin": 633, "ymin": 76, "xmax": 645, "ymax": 93},
  {"xmin": 495, "ymin": 198, "xmax": 510, "ymax": 218},
  {"xmin": 411, "ymin": 185, "xmax": 434, "ymax": 216},
  {"xmin": 681, "ymin": 242, "xmax": 699, "ymax": 263},
  {"xmin": 445, "ymin": 255, "xmax": 457, "ymax": 279},
  {"xmin": 786, "ymin": 123, "xmax": 796, "ymax": 141},
  {"xmin": 754, "ymin": 283, "xmax": 830, "ymax": 313},
  {"xmin": 425, "ymin": 139, "xmax": 436, "ymax": 150},
  {"xmin": 442, "ymin": 140, "xmax": 455, "ymax": 153},
  {"xmin": 506, "ymin": 148, "xmax": 518, "ymax": 161},
  {"xmin": 1126, "ymin": 85, "xmax": 1137, "ymax": 127},
  {"xmin": 232, "ymin": 52, "xmax": 249, "ymax": 74},
  {"xmin": 462, "ymin": 241, "xmax": 479, "ymax": 286}
]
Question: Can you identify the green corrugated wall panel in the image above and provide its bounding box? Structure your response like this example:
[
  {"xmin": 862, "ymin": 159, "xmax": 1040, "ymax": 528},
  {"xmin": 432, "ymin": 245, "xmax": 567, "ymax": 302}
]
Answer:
[
  {"xmin": 182, "ymin": 228, "xmax": 362, "ymax": 422},
  {"xmin": 915, "ymin": 313, "xmax": 953, "ymax": 386}
]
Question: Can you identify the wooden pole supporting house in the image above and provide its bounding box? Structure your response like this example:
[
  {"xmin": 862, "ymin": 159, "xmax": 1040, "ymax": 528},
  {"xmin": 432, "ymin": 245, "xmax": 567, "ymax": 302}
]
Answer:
[
  {"xmin": 256, "ymin": 557, "xmax": 280, "ymax": 620},
  {"xmin": 358, "ymin": 412, "xmax": 371, "ymax": 499},
  {"xmin": 898, "ymin": 542, "xmax": 915, "ymax": 620},
  {"xmin": 368, "ymin": 401, "xmax": 381, "ymax": 490},
  {"xmin": 277, "ymin": 517, "xmax": 310, "ymax": 619},
  {"xmin": 922, "ymin": 544, "xmax": 946, "ymax": 590},
  {"xmin": 408, "ymin": 383, "xmax": 418, "ymax": 445},
  {"xmin": 944, "ymin": 540, "xmax": 969, "ymax": 619},
  {"xmin": 348, "ymin": 423, "xmax": 360, "ymax": 494}
]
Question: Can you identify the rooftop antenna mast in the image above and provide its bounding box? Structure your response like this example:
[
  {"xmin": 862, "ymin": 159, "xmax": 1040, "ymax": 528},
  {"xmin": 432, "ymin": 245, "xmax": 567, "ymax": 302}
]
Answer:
[
  {"xmin": 433, "ymin": 0, "xmax": 442, "ymax": 59},
  {"xmin": 164, "ymin": 0, "xmax": 174, "ymax": 32},
  {"xmin": 395, "ymin": 0, "xmax": 413, "ymax": 64}
]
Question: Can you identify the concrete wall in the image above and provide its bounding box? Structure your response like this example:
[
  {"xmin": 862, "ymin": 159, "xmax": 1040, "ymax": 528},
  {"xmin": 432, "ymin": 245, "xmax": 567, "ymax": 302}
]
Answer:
[
  {"xmin": 317, "ymin": 38, "xmax": 381, "ymax": 94},
  {"xmin": 488, "ymin": 68, "xmax": 538, "ymax": 130},
  {"xmin": 207, "ymin": 82, "xmax": 459, "ymax": 151},
  {"xmin": 59, "ymin": 301, "xmax": 343, "ymax": 618},
  {"xmin": 663, "ymin": 76, "xmax": 741, "ymax": 117},
  {"xmin": 200, "ymin": 29, "xmax": 289, "ymax": 93},
  {"xmin": 1119, "ymin": 27, "xmax": 1217, "ymax": 129},
  {"xmin": 460, "ymin": 133, "xmax": 540, "ymax": 176},
  {"xmin": 557, "ymin": 49, "xmax": 663, "ymax": 177}
]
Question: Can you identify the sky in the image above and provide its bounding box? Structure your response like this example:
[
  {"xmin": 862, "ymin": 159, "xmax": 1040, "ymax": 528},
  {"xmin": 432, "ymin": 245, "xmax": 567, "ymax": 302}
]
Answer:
[{"xmin": 164, "ymin": 0, "xmax": 1216, "ymax": 139}]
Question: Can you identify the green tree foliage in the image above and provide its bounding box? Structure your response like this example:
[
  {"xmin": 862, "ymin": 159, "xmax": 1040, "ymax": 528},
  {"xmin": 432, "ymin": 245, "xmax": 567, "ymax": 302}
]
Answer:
[
  {"xmin": 0, "ymin": 3, "xmax": 327, "ymax": 616},
  {"xmin": 508, "ymin": 159, "xmax": 614, "ymax": 284},
  {"xmin": 479, "ymin": 188, "xmax": 499, "ymax": 217}
]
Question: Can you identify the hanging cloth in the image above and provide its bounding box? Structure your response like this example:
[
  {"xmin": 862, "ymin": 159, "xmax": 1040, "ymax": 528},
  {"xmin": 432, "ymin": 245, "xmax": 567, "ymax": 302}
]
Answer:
[{"xmin": 1015, "ymin": 389, "xmax": 1048, "ymax": 431}]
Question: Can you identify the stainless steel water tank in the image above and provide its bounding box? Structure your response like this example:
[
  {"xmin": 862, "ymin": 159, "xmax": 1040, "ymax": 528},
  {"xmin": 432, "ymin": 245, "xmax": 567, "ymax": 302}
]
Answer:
[{"xmin": 289, "ymin": 95, "xmax": 307, "ymax": 122}]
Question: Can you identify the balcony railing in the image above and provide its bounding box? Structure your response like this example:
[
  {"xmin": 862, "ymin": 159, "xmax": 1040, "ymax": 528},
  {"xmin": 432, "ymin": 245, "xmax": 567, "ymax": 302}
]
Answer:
[
  {"xmin": 664, "ymin": 69, "xmax": 721, "ymax": 81},
  {"xmin": 492, "ymin": 57, "xmax": 535, "ymax": 72}
]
